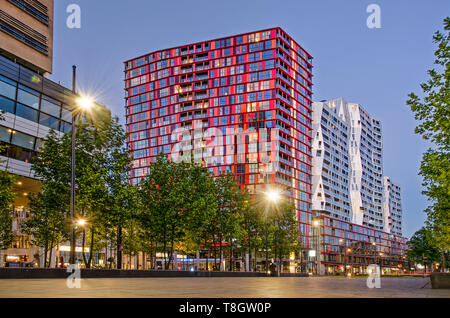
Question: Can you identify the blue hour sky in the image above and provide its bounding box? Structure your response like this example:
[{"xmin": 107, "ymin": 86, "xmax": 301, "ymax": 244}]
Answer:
[{"xmin": 50, "ymin": 0, "xmax": 449, "ymax": 238}]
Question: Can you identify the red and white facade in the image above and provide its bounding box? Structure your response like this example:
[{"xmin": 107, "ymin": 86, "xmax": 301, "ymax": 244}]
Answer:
[{"xmin": 124, "ymin": 29, "xmax": 407, "ymax": 274}]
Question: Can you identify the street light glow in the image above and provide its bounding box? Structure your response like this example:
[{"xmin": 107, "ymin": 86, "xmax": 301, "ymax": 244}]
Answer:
[
  {"xmin": 313, "ymin": 220, "xmax": 319, "ymax": 227},
  {"xmin": 77, "ymin": 218, "xmax": 87, "ymax": 227},
  {"xmin": 265, "ymin": 189, "xmax": 280, "ymax": 203},
  {"xmin": 77, "ymin": 96, "xmax": 94, "ymax": 110}
]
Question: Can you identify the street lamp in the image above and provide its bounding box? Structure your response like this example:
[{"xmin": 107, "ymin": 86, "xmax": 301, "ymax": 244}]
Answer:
[
  {"xmin": 264, "ymin": 189, "xmax": 280, "ymax": 274},
  {"xmin": 69, "ymin": 65, "xmax": 94, "ymax": 265},
  {"xmin": 312, "ymin": 217, "xmax": 320, "ymax": 275},
  {"xmin": 76, "ymin": 218, "xmax": 87, "ymax": 227}
]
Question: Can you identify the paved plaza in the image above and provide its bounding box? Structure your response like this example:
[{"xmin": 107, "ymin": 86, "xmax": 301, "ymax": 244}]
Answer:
[{"xmin": 0, "ymin": 277, "xmax": 448, "ymax": 298}]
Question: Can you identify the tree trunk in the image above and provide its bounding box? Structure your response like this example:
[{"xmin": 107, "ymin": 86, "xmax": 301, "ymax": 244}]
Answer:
[
  {"xmin": 142, "ymin": 252, "xmax": 145, "ymax": 270},
  {"xmin": 109, "ymin": 237, "xmax": 113, "ymax": 269},
  {"xmin": 219, "ymin": 233, "xmax": 223, "ymax": 271},
  {"xmin": 229, "ymin": 238, "xmax": 233, "ymax": 271},
  {"xmin": 87, "ymin": 230, "xmax": 95, "ymax": 268},
  {"xmin": 48, "ymin": 238, "xmax": 54, "ymax": 268},
  {"xmin": 117, "ymin": 225, "xmax": 123, "ymax": 269},
  {"xmin": 205, "ymin": 236, "xmax": 209, "ymax": 271},
  {"xmin": 136, "ymin": 252, "xmax": 139, "ymax": 270},
  {"xmin": 105, "ymin": 240, "xmax": 108, "ymax": 269},
  {"xmin": 163, "ymin": 226, "xmax": 167, "ymax": 269},
  {"xmin": 196, "ymin": 250, "xmax": 200, "ymax": 270},
  {"xmin": 154, "ymin": 242, "xmax": 158, "ymax": 270},
  {"xmin": 300, "ymin": 249, "xmax": 303, "ymax": 273},
  {"xmin": 441, "ymin": 250, "xmax": 446, "ymax": 272},
  {"xmin": 166, "ymin": 225, "xmax": 175, "ymax": 270},
  {"xmin": 212, "ymin": 235, "xmax": 217, "ymax": 270},
  {"xmin": 44, "ymin": 242, "xmax": 48, "ymax": 268},
  {"xmin": 254, "ymin": 247, "xmax": 257, "ymax": 272},
  {"xmin": 82, "ymin": 229, "xmax": 88, "ymax": 267}
]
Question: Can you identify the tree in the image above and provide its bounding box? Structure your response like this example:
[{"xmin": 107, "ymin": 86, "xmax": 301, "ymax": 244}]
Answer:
[
  {"xmin": 268, "ymin": 200, "xmax": 301, "ymax": 270},
  {"xmin": 75, "ymin": 115, "xmax": 134, "ymax": 269},
  {"xmin": 407, "ymin": 227, "xmax": 441, "ymax": 272},
  {"xmin": 22, "ymin": 184, "xmax": 69, "ymax": 267},
  {"xmin": 28, "ymin": 106, "xmax": 134, "ymax": 268},
  {"xmin": 26, "ymin": 130, "xmax": 71, "ymax": 267},
  {"xmin": 181, "ymin": 163, "xmax": 217, "ymax": 270},
  {"xmin": 241, "ymin": 202, "xmax": 265, "ymax": 271},
  {"xmin": 139, "ymin": 155, "xmax": 190, "ymax": 270},
  {"xmin": 407, "ymin": 17, "xmax": 450, "ymax": 271},
  {"xmin": 211, "ymin": 173, "xmax": 245, "ymax": 271}
]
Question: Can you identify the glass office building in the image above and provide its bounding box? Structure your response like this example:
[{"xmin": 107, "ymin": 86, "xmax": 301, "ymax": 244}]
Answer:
[{"xmin": 0, "ymin": 54, "xmax": 76, "ymax": 264}]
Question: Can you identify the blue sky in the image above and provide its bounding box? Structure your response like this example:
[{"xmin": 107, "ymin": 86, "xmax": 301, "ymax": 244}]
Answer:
[{"xmin": 50, "ymin": 0, "xmax": 450, "ymax": 238}]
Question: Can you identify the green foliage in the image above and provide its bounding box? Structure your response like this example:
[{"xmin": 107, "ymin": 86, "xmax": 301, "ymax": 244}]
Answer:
[
  {"xmin": 407, "ymin": 17, "xmax": 450, "ymax": 264},
  {"xmin": 21, "ymin": 186, "xmax": 69, "ymax": 267},
  {"xmin": 211, "ymin": 173, "xmax": 246, "ymax": 270},
  {"xmin": 268, "ymin": 200, "xmax": 301, "ymax": 263},
  {"xmin": 138, "ymin": 155, "xmax": 218, "ymax": 269},
  {"xmin": 406, "ymin": 227, "xmax": 440, "ymax": 264},
  {"xmin": 27, "ymin": 105, "xmax": 134, "ymax": 268}
]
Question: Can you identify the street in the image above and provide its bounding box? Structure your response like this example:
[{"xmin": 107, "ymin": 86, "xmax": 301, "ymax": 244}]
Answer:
[{"xmin": 0, "ymin": 277, "xmax": 448, "ymax": 298}]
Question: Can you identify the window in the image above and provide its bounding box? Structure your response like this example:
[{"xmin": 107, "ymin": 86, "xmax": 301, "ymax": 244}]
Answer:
[
  {"xmin": 0, "ymin": 14, "xmax": 48, "ymax": 54},
  {"xmin": 39, "ymin": 113, "xmax": 59, "ymax": 130},
  {"xmin": 248, "ymin": 143, "xmax": 257, "ymax": 153},
  {"xmin": 60, "ymin": 121, "xmax": 72, "ymax": 133},
  {"xmin": 0, "ymin": 76, "xmax": 16, "ymax": 99},
  {"xmin": 265, "ymin": 60, "xmax": 275, "ymax": 69},
  {"xmin": 61, "ymin": 106, "xmax": 72, "ymax": 122},
  {"xmin": 11, "ymin": 131, "xmax": 35, "ymax": 150},
  {"xmin": 262, "ymin": 50, "xmax": 272, "ymax": 60},
  {"xmin": 18, "ymin": 85, "xmax": 40, "ymax": 109},
  {"xmin": 41, "ymin": 96, "xmax": 61, "ymax": 117},
  {"xmin": 8, "ymin": 0, "xmax": 50, "ymax": 25},
  {"xmin": 0, "ymin": 126, "xmax": 11, "ymax": 142},
  {"xmin": 16, "ymin": 103, "xmax": 38, "ymax": 122},
  {"xmin": 0, "ymin": 96, "xmax": 15, "ymax": 114}
]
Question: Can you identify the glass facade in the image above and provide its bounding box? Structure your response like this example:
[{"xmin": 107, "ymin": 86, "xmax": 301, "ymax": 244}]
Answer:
[{"xmin": 0, "ymin": 72, "xmax": 73, "ymax": 163}]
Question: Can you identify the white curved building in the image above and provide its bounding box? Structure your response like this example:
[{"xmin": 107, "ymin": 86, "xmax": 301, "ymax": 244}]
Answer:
[{"xmin": 312, "ymin": 97, "xmax": 402, "ymax": 236}]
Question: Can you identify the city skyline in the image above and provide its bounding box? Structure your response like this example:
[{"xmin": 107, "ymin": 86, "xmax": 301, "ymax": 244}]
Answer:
[{"xmin": 47, "ymin": 0, "xmax": 450, "ymax": 238}]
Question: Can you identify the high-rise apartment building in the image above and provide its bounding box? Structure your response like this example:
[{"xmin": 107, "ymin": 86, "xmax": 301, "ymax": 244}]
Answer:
[
  {"xmin": 0, "ymin": 0, "xmax": 78, "ymax": 266},
  {"xmin": 382, "ymin": 176, "xmax": 403, "ymax": 236},
  {"xmin": 124, "ymin": 30, "xmax": 407, "ymax": 275},
  {"xmin": 312, "ymin": 97, "xmax": 403, "ymax": 234},
  {"xmin": 346, "ymin": 100, "xmax": 384, "ymax": 230},
  {"xmin": 124, "ymin": 27, "xmax": 315, "ymax": 251},
  {"xmin": 311, "ymin": 97, "xmax": 351, "ymax": 222},
  {"xmin": 311, "ymin": 98, "xmax": 405, "ymax": 274}
]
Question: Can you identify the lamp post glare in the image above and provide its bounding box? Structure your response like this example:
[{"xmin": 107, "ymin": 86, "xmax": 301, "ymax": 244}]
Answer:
[
  {"xmin": 266, "ymin": 190, "xmax": 280, "ymax": 203},
  {"xmin": 69, "ymin": 66, "xmax": 95, "ymax": 265},
  {"xmin": 76, "ymin": 218, "xmax": 87, "ymax": 227},
  {"xmin": 311, "ymin": 217, "xmax": 320, "ymax": 275},
  {"xmin": 264, "ymin": 189, "xmax": 280, "ymax": 275},
  {"xmin": 77, "ymin": 96, "xmax": 94, "ymax": 110}
]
